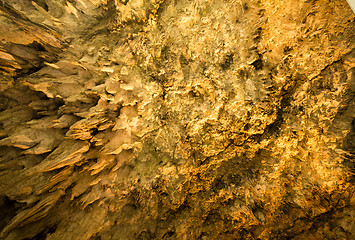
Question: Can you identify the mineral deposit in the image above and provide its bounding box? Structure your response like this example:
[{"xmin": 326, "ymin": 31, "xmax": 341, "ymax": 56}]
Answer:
[{"xmin": 0, "ymin": 0, "xmax": 354, "ymax": 239}]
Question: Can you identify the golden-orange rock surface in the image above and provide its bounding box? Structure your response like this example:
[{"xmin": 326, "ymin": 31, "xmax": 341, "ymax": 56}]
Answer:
[{"xmin": 0, "ymin": 0, "xmax": 354, "ymax": 239}]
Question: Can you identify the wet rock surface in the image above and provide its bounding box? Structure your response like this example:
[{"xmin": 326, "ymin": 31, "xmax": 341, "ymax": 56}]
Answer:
[{"xmin": 0, "ymin": 0, "xmax": 354, "ymax": 239}]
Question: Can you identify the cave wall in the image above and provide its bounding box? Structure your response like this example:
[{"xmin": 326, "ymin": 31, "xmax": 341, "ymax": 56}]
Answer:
[{"xmin": 0, "ymin": 0, "xmax": 354, "ymax": 239}]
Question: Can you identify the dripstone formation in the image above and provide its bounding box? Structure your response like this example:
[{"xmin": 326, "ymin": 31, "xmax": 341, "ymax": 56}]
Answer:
[{"xmin": 0, "ymin": 0, "xmax": 354, "ymax": 239}]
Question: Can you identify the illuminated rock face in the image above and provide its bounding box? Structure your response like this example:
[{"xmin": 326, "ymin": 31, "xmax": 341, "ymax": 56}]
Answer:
[{"xmin": 0, "ymin": 0, "xmax": 354, "ymax": 239}]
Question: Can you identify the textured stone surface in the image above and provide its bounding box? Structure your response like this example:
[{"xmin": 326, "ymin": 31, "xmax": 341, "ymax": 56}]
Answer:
[{"xmin": 0, "ymin": 0, "xmax": 354, "ymax": 239}]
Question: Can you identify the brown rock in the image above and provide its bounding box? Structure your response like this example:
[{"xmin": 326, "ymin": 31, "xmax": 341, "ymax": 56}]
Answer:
[{"xmin": 0, "ymin": 0, "xmax": 354, "ymax": 239}]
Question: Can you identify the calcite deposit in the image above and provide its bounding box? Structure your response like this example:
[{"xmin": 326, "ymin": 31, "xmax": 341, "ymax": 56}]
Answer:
[{"xmin": 0, "ymin": 0, "xmax": 354, "ymax": 239}]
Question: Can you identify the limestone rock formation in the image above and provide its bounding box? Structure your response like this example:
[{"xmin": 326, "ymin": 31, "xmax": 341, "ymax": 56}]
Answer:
[{"xmin": 0, "ymin": 0, "xmax": 354, "ymax": 239}]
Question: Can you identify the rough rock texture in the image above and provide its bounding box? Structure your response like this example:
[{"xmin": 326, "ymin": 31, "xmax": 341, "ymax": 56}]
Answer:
[{"xmin": 0, "ymin": 0, "xmax": 354, "ymax": 239}]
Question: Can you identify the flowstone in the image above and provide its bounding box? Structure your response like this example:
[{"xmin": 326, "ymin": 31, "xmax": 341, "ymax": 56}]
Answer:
[{"xmin": 0, "ymin": 0, "xmax": 354, "ymax": 239}]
